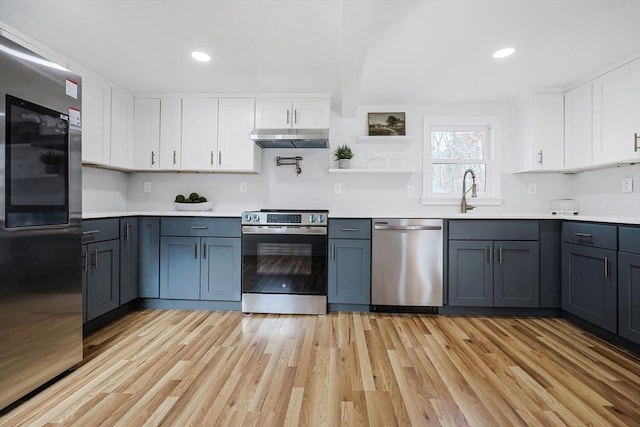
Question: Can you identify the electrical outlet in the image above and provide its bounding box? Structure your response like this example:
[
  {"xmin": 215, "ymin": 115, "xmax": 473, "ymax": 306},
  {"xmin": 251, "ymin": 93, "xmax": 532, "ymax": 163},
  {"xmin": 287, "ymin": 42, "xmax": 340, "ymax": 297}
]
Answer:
[
  {"xmin": 527, "ymin": 183, "xmax": 537, "ymax": 195},
  {"xmin": 334, "ymin": 182, "xmax": 342, "ymax": 194},
  {"xmin": 621, "ymin": 177, "xmax": 633, "ymax": 193},
  {"xmin": 407, "ymin": 185, "xmax": 415, "ymax": 197},
  {"xmin": 239, "ymin": 182, "xmax": 248, "ymax": 194},
  {"xmin": 143, "ymin": 181, "xmax": 152, "ymax": 193}
]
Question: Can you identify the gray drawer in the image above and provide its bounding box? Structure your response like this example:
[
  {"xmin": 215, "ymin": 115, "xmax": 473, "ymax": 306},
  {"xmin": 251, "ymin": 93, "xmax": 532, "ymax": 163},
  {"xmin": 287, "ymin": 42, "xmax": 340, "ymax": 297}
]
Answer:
[
  {"xmin": 329, "ymin": 219, "xmax": 371, "ymax": 239},
  {"xmin": 562, "ymin": 222, "xmax": 617, "ymax": 250},
  {"xmin": 448, "ymin": 220, "xmax": 539, "ymax": 240},
  {"xmin": 619, "ymin": 226, "xmax": 640, "ymax": 254},
  {"xmin": 161, "ymin": 217, "xmax": 240, "ymax": 237},
  {"xmin": 82, "ymin": 218, "xmax": 120, "ymax": 243}
]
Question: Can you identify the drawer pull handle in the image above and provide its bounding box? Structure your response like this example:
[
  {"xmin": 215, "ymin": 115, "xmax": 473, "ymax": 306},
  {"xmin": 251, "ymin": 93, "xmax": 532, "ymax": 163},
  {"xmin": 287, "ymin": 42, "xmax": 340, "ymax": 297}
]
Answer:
[
  {"xmin": 635, "ymin": 132, "xmax": 639, "ymax": 152},
  {"xmin": 537, "ymin": 150, "xmax": 543, "ymax": 165},
  {"xmin": 604, "ymin": 256, "xmax": 609, "ymax": 278},
  {"xmin": 331, "ymin": 244, "xmax": 335, "ymax": 261},
  {"xmin": 82, "ymin": 251, "xmax": 88, "ymax": 272},
  {"xmin": 573, "ymin": 232, "xmax": 593, "ymax": 239},
  {"xmin": 203, "ymin": 243, "xmax": 207, "ymax": 259},
  {"xmin": 151, "ymin": 151, "xmax": 156, "ymax": 165},
  {"xmin": 499, "ymin": 246, "xmax": 503, "ymax": 264},
  {"xmin": 194, "ymin": 243, "xmax": 198, "ymax": 259},
  {"xmin": 82, "ymin": 230, "xmax": 101, "ymax": 235},
  {"xmin": 340, "ymin": 228, "xmax": 359, "ymax": 232},
  {"xmin": 191, "ymin": 226, "xmax": 209, "ymax": 230},
  {"xmin": 92, "ymin": 249, "xmax": 98, "ymax": 270},
  {"xmin": 173, "ymin": 150, "xmax": 177, "ymax": 165},
  {"xmin": 486, "ymin": 246, "xmax": 492, "ymax": 264}
]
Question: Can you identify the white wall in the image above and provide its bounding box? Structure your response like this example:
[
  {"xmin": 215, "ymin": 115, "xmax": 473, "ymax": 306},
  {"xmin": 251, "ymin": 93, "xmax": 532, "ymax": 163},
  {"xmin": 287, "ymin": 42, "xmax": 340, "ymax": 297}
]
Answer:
[
  {"xmin": 120, "ymin": 103, "xmax": 575, "ymax": 216},
  {"xmin": 569, "ymin": 164, "xmax": 640, "ymax": 217},
  {"xmin": 82, "ymin": 167, "xmax": 128, "ymax": 213},
  {"xmin": 86, "ymin": 103, "xmax": 638, "ymax": 218}
]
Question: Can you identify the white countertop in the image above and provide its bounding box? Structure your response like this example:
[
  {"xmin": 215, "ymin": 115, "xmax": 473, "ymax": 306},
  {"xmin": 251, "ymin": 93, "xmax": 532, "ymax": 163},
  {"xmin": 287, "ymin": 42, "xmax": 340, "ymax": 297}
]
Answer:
[{"xmin": 82, "ymin": 210, "xmax": 640, "ymax": 225}]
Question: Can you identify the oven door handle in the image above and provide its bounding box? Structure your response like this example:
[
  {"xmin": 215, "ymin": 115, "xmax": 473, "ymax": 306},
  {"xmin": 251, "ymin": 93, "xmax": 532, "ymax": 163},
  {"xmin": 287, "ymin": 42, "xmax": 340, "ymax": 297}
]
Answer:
[{"xmin": 242, "ymin": 226, "xmax": 327, "ymax": 236}]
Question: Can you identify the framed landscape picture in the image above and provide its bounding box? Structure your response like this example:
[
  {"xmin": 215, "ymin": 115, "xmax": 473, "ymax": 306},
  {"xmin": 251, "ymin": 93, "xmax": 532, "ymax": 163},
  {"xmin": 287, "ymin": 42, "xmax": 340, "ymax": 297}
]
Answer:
[{"xmin": 368, "ymin": 112, "xmax": 406, "ymax": 136}]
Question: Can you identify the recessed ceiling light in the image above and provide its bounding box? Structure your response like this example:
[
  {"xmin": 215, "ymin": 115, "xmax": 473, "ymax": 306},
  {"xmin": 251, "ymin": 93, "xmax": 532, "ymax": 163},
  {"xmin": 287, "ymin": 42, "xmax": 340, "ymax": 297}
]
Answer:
[
  {"xmin": 191, "ymin": 51, "xmax": 211, "ymax": 62},
  {"xmin": 492, "ymin": 47, "xmax": 515, "ymax": 59}
]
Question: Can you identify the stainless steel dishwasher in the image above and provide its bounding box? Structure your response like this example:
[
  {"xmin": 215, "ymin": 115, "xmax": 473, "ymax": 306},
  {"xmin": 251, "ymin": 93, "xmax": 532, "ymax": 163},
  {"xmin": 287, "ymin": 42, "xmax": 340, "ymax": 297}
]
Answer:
[{"xmin": 371, "ymin": 218, "xmax": 443, "ymax": 311}]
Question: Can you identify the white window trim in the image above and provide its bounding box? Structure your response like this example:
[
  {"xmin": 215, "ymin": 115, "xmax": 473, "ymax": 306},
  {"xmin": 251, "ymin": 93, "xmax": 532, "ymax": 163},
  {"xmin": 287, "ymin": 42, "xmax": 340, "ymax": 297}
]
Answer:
[{"xmin": 421, "ymin": 115, "xmax": 503, "ymax": 206}]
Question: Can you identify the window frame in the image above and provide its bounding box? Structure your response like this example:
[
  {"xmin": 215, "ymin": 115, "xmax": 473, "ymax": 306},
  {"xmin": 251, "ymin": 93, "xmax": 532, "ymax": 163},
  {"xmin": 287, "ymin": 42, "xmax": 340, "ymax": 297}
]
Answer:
[{"xmin": 422, "ymin": 116, "xmax": 503, "ymax": 206}]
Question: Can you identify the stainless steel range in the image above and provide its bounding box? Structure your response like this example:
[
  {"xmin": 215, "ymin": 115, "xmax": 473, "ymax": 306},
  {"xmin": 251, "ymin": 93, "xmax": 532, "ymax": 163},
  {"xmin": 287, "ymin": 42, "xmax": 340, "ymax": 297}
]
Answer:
[{"xmin": 241, "ymin": 210, "xmax": 328, "ymax": 315}]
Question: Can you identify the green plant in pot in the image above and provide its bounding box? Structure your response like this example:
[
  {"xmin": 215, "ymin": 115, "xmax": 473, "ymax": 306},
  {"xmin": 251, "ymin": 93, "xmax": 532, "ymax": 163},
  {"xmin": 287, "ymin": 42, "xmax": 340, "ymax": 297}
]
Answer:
[
  {"xmin": 39, "ymin": 150, "xmax": 64, "ymax": 174},
  {"xmin": 334, "ymin": 143, "xmax": 354, "ymax": 169}
]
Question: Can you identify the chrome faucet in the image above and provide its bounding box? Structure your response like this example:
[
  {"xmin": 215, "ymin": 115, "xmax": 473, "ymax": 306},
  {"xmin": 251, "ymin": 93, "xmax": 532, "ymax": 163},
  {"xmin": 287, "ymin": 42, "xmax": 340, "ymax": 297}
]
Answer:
[{"xmin": 461, "ymin": 168, "xmax": 478, "ymax": 213}]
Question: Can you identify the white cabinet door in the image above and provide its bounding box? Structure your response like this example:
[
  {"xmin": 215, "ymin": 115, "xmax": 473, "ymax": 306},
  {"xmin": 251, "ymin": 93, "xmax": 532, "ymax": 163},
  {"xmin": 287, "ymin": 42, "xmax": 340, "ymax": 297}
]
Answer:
[
  {"xmin": 218, "ymin": 98, "xmax": 261, "ymax": 172},
  {"xmin": 564, "ymin": 83, "xmax": 593, "ymax": 170},
  {"xmin": 532, "ymin": 93, "xmax": 564, "ymax": 170},
  {"xmin": 593, "ymin": 58, "xmax": 640, "ymax": 165},
  {"xmin": 133, "ymin": 98, "xmax": 160, "ymax": 169},
  {"xmin": 292, "ymin": 98, "xmax": 330, "ymax": 128},
  {"xmin": 255, "ymin": 97, "xmax": 331, "ymax": 129},
  {"xmin": 254, "ymin": 98, "xmax": 292, "ymax": 129},
  {"xmin": 159, "ymin": 97, "xmax": 182, "ymax": 170},
  {"xmin": 78, "ymin": 74, "xmax": 111, "ymax": 165},
  {"xmin": 181, "ymin": 97, "xmax": 218, "ymax": 170},
  {"xmin": 110, "ymin": 87, "xmax": 134, "ymax": 169}
]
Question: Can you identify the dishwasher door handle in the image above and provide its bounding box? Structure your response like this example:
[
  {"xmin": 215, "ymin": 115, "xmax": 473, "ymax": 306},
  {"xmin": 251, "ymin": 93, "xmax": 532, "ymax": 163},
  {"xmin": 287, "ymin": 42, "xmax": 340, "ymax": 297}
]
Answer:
[{"xmin": 374, "ymin": 225, "xmax": 442, "ymax": 231}]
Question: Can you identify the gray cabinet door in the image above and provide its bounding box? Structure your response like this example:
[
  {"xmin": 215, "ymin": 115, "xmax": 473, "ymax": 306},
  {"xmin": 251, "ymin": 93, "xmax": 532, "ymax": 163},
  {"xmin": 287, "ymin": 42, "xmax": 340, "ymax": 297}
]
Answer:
[
  {"xmin": 328, "ymin": 239, "xmax": 371, "ymax": 305},
  {"xmin": 119, "ymin": 218, "xmax": 139, "ymax": 304},
  {"xmin": 139, "ymin": 217, "xmax": 160, "ymax": 298},
  {"xmin": 494, "ymin": 241, "xmax": 540, "ymax": 307},
  {"xmin": 562, "ymin": 242, "xmax": 617, "ymax": 332},
  {"xmin": 448, "ymin": 240, "xmax": 493, "ymax": 306},
  {"xmin": 200, "ymin": 237, "xmax": 241, "ymax": 301},
  {"xmin": 619, "ymin": 252, "xmax": 640, "ymax": 344},
  {"xmin": 81, "ymin": 244, "xmax": 88, "ymax": 323},
  {"xmin": 86, "ymin": 239, "xmax": 120, "ymax": 321},
  {"xmin": 160, "ymin": 236, "xmax": 201, "ymax": 300}
]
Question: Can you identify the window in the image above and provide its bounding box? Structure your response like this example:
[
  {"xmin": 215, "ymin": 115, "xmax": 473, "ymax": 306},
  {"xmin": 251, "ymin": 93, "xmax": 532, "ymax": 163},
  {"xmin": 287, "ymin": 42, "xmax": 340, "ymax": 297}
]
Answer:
[{"xmin": 422, "ymin": 117, "xmax": 501, "ymax": 204}]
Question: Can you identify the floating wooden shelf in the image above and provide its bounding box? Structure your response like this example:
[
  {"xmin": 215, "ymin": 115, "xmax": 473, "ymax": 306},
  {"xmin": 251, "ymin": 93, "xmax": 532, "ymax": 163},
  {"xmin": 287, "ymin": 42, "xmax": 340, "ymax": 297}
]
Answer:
[{"xmin": 356, "ymin": 136, "xmax": 415, "ymax": 143}]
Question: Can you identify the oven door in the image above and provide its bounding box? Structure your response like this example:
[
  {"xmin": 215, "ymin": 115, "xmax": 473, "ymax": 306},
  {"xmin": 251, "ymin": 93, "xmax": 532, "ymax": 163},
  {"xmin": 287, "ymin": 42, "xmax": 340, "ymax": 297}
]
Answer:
[{"xmin": 242, "ymin": 228, "xmax": 327, "ymax": 295}]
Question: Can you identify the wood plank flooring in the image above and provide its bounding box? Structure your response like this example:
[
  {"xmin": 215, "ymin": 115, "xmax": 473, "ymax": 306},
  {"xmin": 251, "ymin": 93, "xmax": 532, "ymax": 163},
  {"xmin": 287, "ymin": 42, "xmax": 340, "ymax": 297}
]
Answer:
[{"xmin": 1, "ymin": 310, "xmax": 639, "ymax": 426}]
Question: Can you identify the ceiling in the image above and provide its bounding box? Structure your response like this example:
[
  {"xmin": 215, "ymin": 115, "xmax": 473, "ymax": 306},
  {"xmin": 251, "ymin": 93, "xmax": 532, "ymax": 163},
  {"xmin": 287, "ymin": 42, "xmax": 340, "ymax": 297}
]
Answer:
[{"xmin": 2, "ymin": 0, "xmax": 640, "ymax": 116}]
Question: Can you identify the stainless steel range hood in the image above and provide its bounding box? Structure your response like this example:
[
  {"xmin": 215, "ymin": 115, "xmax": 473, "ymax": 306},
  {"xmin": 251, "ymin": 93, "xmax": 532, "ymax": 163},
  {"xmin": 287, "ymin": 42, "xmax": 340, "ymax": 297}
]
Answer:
[{"xmin": 250, "ymin": 128, "xmax": 329, "ymax": 149}]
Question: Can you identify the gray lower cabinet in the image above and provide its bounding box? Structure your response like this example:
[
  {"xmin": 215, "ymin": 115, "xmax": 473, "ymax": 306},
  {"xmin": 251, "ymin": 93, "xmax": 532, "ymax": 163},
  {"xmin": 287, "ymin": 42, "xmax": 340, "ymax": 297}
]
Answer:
[
  {"xmin": 562, "ymin": 242, "xmax": 617, "ymax": 333},
  {"xmin": 200, "ymin": 238, "xmax": 241, "ymax": 301},
  {"xmin": 119, "ymin": 218, "xmax": 138, "ymax": 304},
  {"xmin": 160, "ymin": 236, "xmax": 201, "ymax": 299},
  {"xmin": 448, "ymin": 240, "xmax": 539, "ymax": 307},
  {"xmin": 160, "ymin": 218, "xmax": 241, "ymax": 301},
  {"xmin": 139, "ymin": 217, "xmax": 160, "ymax": 298},
  {"xmin": 327, "ymin": 219, "xmax": 372, "ymax": 306},
  {"xmin": 82, "ymin": 219, "xmax": 120, "ymax": 322},
  {"xmin": 328, "ymin": 238, "xmax": 371, "ymax": 305},
  {"xmin": 618, "ymin": 226, "xmax": 640, "ymax": 344}
]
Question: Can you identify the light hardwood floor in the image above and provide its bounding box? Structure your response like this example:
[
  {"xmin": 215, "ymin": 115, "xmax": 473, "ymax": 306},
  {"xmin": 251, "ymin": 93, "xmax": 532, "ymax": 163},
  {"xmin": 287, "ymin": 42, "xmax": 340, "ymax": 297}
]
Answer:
[{"xmin": 1, "ymin": 310, "xmax": 639, "ymax": 426}]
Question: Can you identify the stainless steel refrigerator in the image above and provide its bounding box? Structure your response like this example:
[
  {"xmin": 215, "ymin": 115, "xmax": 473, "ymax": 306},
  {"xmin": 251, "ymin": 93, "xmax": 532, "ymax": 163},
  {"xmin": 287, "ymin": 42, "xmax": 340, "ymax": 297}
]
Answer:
[{"xmin": 0, "ymin": 33, "xmax": 82, "ymax": 409}]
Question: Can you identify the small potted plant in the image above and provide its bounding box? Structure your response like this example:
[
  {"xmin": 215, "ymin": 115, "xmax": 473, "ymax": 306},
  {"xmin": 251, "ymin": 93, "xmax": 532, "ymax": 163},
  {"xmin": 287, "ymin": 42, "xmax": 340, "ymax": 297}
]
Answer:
[
  {"xmin": 39, "ymin": 150, "xmax": 64, "ymax": 174},
  {"xmin": 334, "ymin": 143, "xmax": 354, "ymax": 169}
]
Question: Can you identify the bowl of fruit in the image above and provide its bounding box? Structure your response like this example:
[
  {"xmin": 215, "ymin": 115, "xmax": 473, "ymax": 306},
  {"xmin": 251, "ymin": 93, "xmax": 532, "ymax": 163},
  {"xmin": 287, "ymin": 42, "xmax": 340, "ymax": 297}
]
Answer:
[{"xmin": 173, "ymin": 192, "xmax": 212, "ymax": 211}]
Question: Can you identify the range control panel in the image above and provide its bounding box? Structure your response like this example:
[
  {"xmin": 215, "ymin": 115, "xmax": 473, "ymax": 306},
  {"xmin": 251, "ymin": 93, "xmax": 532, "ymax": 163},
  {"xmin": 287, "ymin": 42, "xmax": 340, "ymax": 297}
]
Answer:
[{"xmin": 241, "ymin": 210, "xmax": 328, "ymax": 226}]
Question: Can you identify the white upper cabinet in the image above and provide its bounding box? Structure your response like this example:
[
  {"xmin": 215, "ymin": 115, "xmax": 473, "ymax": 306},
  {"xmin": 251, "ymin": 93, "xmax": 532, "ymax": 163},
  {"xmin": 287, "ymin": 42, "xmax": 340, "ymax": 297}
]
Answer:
[
  {"xmin": 564, "ymin": 82, "xmax": 593, "ymax": 170},
  {"xmin": 159, "ymin": 97, "xmax": 182, "ymax": 170},
  {"xmin": 133, "ymin": 98, "xmax": 160, "ymax": 170},
  {"xmin": 217, "ymin": 98, "xmax": 261, "ymax": 172},
  {"xmin": 513, "ymin": 92, "xmax": 565, "ymax": 172},
  {"xmin": 71, "ymin": 64, "xmax": 111, "ymax": 166},
  {"xmin": 181, "ymin": 97, "xmax": 219, "ymax": 170},
  {"xmin": 255, "ymin": 97, "xmax": 330, "ymax": 129},
  {"xmin": 110, "ymin": 87, "xmax": 134, "ymax": 169},
  {"xmin": 592, "ymin": 58, "xmax": 640, "ymax": 165}
]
